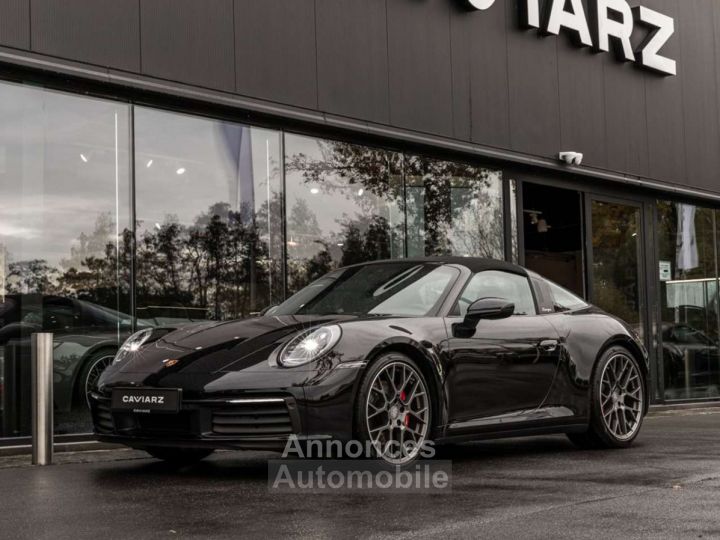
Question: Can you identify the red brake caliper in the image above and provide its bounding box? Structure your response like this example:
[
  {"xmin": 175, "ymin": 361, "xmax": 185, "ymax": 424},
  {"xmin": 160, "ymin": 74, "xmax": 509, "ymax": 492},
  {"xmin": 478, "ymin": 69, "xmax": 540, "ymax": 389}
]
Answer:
[{"xmin": 400, "ymin": 390, "xmax": 410, "ymax": 426}]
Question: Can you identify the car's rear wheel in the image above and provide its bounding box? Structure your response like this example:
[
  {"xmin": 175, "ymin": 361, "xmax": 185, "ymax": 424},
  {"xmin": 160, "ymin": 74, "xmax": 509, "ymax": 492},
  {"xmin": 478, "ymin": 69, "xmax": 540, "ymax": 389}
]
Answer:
[
  {"xmin": 568, "ymin": 346, "xmax": 645, "ymax": 450},
  {"xmin": 145, "ymin": 447, "xmax": 214, "ymax": 465},
  {"xmin": 355, "ymin": 353, "xmax": 432, "ymax": 465}
]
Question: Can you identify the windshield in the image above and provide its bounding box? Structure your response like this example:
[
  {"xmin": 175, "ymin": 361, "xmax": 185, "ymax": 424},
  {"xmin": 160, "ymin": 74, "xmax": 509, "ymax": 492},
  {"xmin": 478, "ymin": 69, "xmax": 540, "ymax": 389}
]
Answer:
[{"xmin": 272, "ymin": 263, "xmax": 459, "ymax": 317}]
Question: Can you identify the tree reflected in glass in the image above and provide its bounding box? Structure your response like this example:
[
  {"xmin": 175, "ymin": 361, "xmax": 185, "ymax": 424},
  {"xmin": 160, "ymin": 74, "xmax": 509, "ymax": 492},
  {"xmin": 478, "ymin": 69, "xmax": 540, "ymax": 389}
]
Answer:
[
  {"xmin": 285, "ymin": 136, "xmax": 505, "ymax": 294},
  {"xmin": 285, "ymin": 135, "xmax": 404, "ymax": 293},
  {"xmin": 135, "ymin": 108, "xmax": 283, "ymax": 322},
  {"xmin": 405, "ymin": 154, "xmax": 504, "ymax": 259}
]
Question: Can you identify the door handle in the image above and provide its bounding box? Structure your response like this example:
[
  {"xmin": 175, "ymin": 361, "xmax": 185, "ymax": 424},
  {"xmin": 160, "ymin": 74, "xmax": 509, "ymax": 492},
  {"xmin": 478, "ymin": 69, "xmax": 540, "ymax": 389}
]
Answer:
[{"xmin": 539, "ymin": 339, "xmax": 558, "ymax": 352}]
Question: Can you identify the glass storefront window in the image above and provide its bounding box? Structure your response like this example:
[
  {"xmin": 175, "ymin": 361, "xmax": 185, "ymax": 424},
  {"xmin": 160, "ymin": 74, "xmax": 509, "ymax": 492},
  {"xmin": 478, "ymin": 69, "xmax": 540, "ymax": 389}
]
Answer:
[
  {"xmin": 8, "ymin": 82, "xmax": 720, "ymax": 426},
  {"xmin": 0, "ymin": 82, "xmax": 131, "ymax": 437},
  {"xmin": 284, "ymin": 136, "xmax": 506, "ymax": 294},
  {"xmin": 285, "ymin": 134, "xmax": 405, "ymax": 294},
  {"xmin": 657, "ymin": 202, "xmax": 720, "ymax": 400},
  {"xmin": 404, "ymin": 155, "xmax": 504, "ymax": 259},
  {"xmin": 134, "ymin": 108, "xmax": 283, "ymax": 321},
  {"xmin": 0, "ymin": 94, "xmax": 509, "ymax": 442}
]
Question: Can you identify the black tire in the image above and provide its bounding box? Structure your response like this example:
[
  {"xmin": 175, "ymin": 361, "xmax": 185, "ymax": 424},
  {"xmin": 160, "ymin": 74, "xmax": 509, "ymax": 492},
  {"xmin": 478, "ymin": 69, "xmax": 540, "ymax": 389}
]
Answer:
[
  {"xmin": 75, "ymin": 349, "xmax": 116, "ymax": 409},
  {"xmin": 355, "ymin": 352, "xmax": 433, "ymax": 465},
  {"xmin": 145, "ymin": 447, "xmax": 214, "ymax": 465},
  {"xmin": 568, "ymin": 345, "xmax": 645, "ymax": 450}
]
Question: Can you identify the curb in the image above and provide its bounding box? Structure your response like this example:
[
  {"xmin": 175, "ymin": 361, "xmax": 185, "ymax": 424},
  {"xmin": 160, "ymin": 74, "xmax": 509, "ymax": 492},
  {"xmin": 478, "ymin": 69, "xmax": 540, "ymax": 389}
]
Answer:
[
  {"xmin": 647, "ymin": 401, "xmax": 720, "ymax": 418},
  {"xmin": 0, "ymin": 440, "xmax": 121, "ymax": 458}
]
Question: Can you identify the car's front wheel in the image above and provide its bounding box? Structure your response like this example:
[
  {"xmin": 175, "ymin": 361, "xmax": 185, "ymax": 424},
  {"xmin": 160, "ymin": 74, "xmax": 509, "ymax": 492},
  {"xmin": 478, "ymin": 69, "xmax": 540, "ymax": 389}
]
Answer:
[
  {"xmin": 145, "ymin": 447, "xmax": 214, "ymax": 465},
  {"xmin": 568, "ymin": 345, "xmax": 645, "ymax": 450},
  {"xmin": 355, "ymin": 353, "xmax": 432, "ymax": 465}
]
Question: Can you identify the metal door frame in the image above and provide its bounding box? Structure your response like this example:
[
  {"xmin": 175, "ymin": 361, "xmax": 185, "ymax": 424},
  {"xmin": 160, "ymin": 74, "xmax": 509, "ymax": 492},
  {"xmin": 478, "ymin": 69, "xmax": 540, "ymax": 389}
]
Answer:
[{"xmin": 584, "ymin": 193, "xmax": 659, "ymax": 401}]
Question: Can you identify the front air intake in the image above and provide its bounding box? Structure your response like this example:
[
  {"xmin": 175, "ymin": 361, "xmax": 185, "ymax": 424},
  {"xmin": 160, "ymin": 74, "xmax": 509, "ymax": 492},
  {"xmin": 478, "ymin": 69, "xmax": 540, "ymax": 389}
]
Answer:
[{"xmin": 211, "ymin": 400, "xmax": 293, "ymax": 437}]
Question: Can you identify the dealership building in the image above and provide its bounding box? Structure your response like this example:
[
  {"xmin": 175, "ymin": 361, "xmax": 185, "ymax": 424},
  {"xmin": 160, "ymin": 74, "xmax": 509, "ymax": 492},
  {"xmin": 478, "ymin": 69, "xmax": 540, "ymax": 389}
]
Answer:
[{"xmin": 1, "ymin": 0, "xmax": 719, "ymax": 445}]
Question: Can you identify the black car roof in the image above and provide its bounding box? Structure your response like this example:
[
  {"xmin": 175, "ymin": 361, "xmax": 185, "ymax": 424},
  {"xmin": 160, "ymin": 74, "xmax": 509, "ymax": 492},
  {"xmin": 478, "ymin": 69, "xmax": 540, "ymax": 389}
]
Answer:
[{"xmin": 352, "ymin": 257, "xmax": 528, "ymax": 277}]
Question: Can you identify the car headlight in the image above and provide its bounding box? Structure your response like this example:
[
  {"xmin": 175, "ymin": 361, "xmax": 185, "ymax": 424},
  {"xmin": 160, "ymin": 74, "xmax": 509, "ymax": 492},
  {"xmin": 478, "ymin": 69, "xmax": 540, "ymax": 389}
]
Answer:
[
  {"xmin": 114, "ymin": 328, "xmax": 153, "ymax": 364},
  {"xmin": 278, "ymin": 325, "xmax": 342, "ymax": 367}
]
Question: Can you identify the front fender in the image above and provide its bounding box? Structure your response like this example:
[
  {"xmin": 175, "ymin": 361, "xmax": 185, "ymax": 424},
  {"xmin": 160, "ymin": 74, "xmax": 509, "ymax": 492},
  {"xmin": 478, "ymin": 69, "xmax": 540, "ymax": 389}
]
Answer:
[
  {"xmin": 362, "ymin": 337, "xmax": 447, "ymax": 438},
  {"xmin": 330, "ymin": 318, "xmax": 449, "ymax": 439}
]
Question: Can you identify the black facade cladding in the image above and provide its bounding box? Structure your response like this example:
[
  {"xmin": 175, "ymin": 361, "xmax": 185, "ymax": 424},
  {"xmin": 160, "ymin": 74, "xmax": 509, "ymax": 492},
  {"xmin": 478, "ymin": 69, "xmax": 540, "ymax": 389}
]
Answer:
[
  {"xmin": 30, "ymin": 0, "xmax": 141, "ymax": 72},
  {"xmin": 0, "ymin": 0, "xmax": 28, "ymax": 49},
  {"xmin": 141, "ymin": 0, "xmax": 236, "ymax": 92},
  {"xmin": 0, "ymin": 0, "xmax": 714, "ymax": 197}
]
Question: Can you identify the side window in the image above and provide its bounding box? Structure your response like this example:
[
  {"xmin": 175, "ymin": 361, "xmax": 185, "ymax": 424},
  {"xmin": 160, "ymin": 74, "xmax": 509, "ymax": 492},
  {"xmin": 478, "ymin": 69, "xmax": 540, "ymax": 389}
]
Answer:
[
  {"xmin": 42, "ymin": 298, "xmax": 79, "ymax": 330},
  {"xmin": 43, "ymin": 305, "xmax": 77, "ymax": 330},
  {"xmin": 546, "ymin": 280, "xmax": 587, "ymax": 312},
  {"xmin": 456, "ymin": 271, "xmax": 537, "ymax": 316}
]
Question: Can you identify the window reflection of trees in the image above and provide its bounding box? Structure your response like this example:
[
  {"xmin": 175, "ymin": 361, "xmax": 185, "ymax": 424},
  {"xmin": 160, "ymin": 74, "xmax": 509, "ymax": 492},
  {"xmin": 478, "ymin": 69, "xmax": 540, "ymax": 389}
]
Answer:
[
  {"xmin": 591, "ymin": 202, "xmax": 642, "ymax": 326},
  {"xmin": 286, "ymin": 138, "xmax": 504, "ymax": 293},
  {"xmin": 285, "ymin": 139, "xmax": 405, "ymax": 294},
  {"xmin": 5, "ymin": 198, "xmax": 281, "ymax": 323},
  {"xmin": 4, "ymin": 136, "xmax": 506, "ymax": 321},
  {"xmin": 5, "ymin": 215, "xmax": 132, "ymax": 314},
  {"xmin": 404, "ymin": 154, "xmax": 504, "ymax": 260},
  {"xmin": 136, "ymin": 198, "xmax": 281, "ymax": 321}
]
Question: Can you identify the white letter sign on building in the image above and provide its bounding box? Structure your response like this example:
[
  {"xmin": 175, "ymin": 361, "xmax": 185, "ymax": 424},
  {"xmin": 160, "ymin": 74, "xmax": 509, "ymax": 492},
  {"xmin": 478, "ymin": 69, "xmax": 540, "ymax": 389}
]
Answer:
[
  {"xmin": 464, "ymin": 0, "xmax": 676, "ymax": 76},
  {"xmin": 592, "ymin": 0, "xmax": 635, "ymax": 62},
  {"xmin": 545, "ymin": 0, "xmax": 593, "ymax": 47},
  {"xmin": 466, "ymin": 0, "xmax": 496, "ymax": 8},
  {"xmin": 632, "ymin": 5, "xmax": 677, "ymax": 76}
]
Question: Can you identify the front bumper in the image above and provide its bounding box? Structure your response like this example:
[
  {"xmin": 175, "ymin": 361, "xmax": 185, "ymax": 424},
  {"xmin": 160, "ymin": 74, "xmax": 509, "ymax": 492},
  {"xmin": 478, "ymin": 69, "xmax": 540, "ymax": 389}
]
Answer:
[
  {"xmin": 89, "ymin": 365, "xmax": 363, "ymax": 451},
  {"xmin": 90, "ymin": 393, "xmax": 305, "ymax": 451}
]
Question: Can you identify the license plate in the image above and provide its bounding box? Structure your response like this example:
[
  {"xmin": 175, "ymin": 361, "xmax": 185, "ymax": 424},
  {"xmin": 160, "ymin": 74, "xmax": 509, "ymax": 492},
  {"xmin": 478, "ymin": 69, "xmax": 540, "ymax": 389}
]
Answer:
[{"xmin": 111, "ymin": 388, "xmax": 181, "ymax": 414}]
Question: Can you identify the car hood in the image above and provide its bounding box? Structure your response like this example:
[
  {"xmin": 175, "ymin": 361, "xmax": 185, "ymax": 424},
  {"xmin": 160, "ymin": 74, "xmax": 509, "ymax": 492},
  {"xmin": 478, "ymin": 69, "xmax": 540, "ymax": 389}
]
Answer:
[{"xmin": 114, "ymin": 314, "xmax": 355, "ymax": 375}]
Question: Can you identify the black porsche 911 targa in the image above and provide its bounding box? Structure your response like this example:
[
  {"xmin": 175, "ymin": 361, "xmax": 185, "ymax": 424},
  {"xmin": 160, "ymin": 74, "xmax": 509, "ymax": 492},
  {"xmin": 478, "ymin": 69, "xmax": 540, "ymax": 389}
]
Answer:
[{"xmin": 92, "ymin": 258, "xmax": 648, "ymax": 465}]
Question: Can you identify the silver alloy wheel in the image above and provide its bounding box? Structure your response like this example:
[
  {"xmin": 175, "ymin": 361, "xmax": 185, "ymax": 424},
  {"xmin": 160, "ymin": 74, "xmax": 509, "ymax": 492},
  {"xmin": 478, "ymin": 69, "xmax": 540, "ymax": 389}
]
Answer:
[
  {"xmin": 84, "ymin": 355, "xmax": 115, "ymax": 408},
  {"xmin": 599, "ymin": 353, "xmax": 643, "ymax": 441},
  {"xmin": 365, "ymin": 361, "xmax": 430, "ymax": 465}
]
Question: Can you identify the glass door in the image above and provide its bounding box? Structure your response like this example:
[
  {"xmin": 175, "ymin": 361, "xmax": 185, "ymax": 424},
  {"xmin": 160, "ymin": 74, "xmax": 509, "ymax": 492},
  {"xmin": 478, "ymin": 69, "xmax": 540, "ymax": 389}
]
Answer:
[
  {"xmin": 586, "ymin": 197, "xmax": 647, "ymax": 343},
  {"xmin": 656, "ymin": 202, "xmax": 720, "ymax": 401}
]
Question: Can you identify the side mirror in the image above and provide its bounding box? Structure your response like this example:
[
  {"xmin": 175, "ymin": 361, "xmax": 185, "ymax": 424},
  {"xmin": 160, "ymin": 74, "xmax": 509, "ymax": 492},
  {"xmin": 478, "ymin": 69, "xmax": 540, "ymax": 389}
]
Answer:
[{"xmin": 463, "ymin": 297, "xmax": 515, "ymax": 328}]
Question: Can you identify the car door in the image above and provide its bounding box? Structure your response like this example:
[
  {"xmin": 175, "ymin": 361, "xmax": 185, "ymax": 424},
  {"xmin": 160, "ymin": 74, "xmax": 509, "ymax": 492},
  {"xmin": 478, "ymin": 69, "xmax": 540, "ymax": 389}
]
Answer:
[{"xmin": 444, "ymin": 270, "xmax": 560, "ymax": 424}]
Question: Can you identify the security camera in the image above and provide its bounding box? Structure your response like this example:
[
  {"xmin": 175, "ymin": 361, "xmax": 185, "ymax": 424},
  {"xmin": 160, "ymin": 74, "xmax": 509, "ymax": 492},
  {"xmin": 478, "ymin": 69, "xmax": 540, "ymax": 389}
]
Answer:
[{"xmin": 558, "ymin": 151, "xmax": 584, "ymax": 166}]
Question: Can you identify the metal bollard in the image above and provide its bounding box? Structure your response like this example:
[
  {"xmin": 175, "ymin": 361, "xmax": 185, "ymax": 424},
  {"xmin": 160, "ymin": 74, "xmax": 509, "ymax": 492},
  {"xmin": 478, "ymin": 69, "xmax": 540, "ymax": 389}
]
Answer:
[{"xmin": 31, "ymin": 333, "xmax": 53, "ymax": 465}]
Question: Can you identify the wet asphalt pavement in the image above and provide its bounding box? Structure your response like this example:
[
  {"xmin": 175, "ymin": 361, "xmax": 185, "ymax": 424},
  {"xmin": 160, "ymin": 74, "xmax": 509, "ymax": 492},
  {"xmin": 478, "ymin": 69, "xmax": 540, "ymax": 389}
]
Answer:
[{"xmin": 1, "ymin": 412, "xmax": 720, "ymax": 539}]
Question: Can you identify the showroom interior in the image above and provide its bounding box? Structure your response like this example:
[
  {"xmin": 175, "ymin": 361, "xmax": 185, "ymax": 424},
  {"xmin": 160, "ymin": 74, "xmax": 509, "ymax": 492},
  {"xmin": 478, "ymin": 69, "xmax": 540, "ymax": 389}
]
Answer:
[{"xmin": 2, "ymin": 0, "xmax": 720, "ymax": 446}]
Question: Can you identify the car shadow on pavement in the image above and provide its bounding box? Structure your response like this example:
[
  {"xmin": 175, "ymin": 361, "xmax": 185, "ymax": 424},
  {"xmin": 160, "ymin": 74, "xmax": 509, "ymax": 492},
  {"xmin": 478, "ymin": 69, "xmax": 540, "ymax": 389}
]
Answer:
[
  {"xmin": 88, "ymin": 434, "xmax": 648, "ymax": 485},
  {"xmin": 91, "ymin": 452, "xmax": 274, "ymax": 484},
  {"xmin": 434, "ymin": 435, "xmax": 581, "ymax": 461},
  {"xmin": 437, "ymin": 435, "xmax": 648, "ymax": 463}
]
